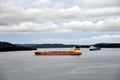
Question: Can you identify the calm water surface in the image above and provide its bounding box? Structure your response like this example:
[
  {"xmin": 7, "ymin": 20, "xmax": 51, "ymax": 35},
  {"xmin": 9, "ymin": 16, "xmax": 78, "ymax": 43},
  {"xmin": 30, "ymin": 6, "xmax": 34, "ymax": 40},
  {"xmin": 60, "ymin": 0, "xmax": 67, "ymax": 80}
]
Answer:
[{"xmin": 0, "ymin": 48, "xmax": 120, "ymax": 80}]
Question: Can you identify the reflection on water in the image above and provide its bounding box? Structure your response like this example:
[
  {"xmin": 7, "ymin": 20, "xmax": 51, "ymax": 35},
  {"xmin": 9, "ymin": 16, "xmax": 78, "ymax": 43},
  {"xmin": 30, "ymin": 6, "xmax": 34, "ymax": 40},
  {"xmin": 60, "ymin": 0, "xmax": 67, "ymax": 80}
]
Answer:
[{"xmin": 0, "ymin": 48, "xmax": 120, "ymax": 80}]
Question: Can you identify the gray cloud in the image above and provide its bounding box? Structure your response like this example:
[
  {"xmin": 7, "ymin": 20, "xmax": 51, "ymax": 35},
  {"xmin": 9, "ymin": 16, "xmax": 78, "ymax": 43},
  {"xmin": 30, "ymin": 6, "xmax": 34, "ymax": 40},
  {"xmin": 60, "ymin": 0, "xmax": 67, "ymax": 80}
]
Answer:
[
  {"xmin": 0, "ymin": 0, "xmax": 120, "ymax": 32},
  {"xmin": 62, "ymin": 18, "xmax": 120, "ymax": 31},
  {"xmin": 0, "ymin": 22, "xmax": 59, "ymax": 32},
  {"xmin": 0, "ymin": 18, "xmax": 120, "ymax": 32},
  {"xmin": 78, "ymin": 0, "xmax": 120, "ymax": 8},
  {"xmin": 0, "ymin": 4, "xmax": 119, "ymax": 25},
  {"xmin": 84, "ymin": 7, "xmax": 120, "ymax": 17}
]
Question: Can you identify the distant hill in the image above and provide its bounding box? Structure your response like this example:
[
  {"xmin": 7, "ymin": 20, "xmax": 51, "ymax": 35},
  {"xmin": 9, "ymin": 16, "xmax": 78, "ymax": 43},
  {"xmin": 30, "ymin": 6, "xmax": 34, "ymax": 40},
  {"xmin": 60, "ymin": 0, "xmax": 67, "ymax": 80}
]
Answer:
[
  {"xmin": 93, "ymin": 43, "xmax": 120, "ymax": 48},
  {"xmin": 1, "ymin": 42, "xmax": 119, "ymax": 52},
  {"xmin": 16, "ymin": 43, "xmax": 120, "ymax": 48},
  {"xmin": 16, "ymin": 44, "xmax": 75, "ymax": 48},
  {"xmin": 0, "ymin": 41, "xmax": 37, "ymax": 52}
]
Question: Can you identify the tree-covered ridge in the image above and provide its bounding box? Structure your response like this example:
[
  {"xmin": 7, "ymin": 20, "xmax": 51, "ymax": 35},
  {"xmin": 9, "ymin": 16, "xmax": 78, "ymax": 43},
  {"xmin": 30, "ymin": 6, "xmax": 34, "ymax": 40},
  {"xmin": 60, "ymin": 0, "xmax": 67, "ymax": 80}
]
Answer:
[
  {"xmin": 0, "ymin": 41, "xmax": 37, "ymax": 52},
  {"xmin": 93, "ymin": 43, "xmax": 120, "ymax": 48},
  {"xmin": 0, "ymin": 41, "xmax": 120, "ymax": 52},
  {"xmin": 16, "ymin": 43, "xmax": 120, "ymax": 48}
]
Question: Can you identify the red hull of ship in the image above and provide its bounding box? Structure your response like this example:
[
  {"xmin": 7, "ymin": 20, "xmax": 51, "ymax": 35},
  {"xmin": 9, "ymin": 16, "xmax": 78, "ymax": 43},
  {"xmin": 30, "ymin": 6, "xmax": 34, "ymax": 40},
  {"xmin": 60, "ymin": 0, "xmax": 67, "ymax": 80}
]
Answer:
[{"xmin": 35, "ymin": 51, "xmax": 82, "ymax": 56}]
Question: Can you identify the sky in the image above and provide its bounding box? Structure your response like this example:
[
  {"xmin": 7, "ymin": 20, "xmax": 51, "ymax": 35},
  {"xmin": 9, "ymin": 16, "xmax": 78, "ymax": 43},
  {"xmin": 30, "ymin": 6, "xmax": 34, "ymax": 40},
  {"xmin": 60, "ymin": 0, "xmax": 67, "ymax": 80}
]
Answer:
[{"xmin": 0, "ymin": 0, "xmax": 120, "ymax": 45}]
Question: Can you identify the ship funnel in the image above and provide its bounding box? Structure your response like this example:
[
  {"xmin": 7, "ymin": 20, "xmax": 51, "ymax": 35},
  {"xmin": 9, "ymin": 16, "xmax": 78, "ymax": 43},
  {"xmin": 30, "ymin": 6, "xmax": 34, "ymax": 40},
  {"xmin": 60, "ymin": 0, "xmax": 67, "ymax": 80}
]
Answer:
[{"xmin": 74, "ymin": 46, "xmax": 80, "ymax": 52}]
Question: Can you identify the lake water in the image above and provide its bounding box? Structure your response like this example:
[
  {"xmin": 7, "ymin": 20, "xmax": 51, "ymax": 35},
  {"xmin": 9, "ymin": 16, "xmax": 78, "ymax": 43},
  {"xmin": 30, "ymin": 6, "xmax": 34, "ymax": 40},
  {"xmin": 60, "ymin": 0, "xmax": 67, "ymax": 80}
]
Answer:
[{"xmin": 0, "ymin": 48, "xmax": 120, "ymax": 80}]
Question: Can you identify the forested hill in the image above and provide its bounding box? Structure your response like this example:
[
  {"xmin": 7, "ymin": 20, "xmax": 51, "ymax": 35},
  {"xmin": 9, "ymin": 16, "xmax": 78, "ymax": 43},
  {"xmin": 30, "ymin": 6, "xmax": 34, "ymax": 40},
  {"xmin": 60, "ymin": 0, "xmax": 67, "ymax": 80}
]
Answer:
[
  {"xmin": 93, "ymin": 43, "xmax": 120, "ymax": 48},
  {"xmin": 16, "ymin": 43, "xmax": 120, "ymax": 48},
  {"xmin": 0, "ymin": 41, "xmax": 120, "ymax": 52},
  {"xmin": 17, "ymin": 44, "xmax": 89, "ymax": 48},
  {"xmin": 0, "ymin": 41, "xmax": 37, "ymax": 52}
]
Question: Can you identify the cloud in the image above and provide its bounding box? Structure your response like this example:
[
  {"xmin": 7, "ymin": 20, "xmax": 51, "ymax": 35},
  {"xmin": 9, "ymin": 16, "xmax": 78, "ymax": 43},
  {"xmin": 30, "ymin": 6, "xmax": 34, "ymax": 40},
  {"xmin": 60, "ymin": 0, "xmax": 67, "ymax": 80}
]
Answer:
[
  {"xmin": 0, "ymin": 2, "xmax": 34, "ymax": 25},
  {"xmin": 62, "ymin": 18, "xmax": 120, "ymax": 31},
  {"xmin": 81, "ymin": 34, "xmax": 120, "ymax": 44},
  {"xmin": 32, "ymin": 0, "xmax": 51, "ymax": 8},
  {"xmin": 0, "ymin": 22, "xmax": 59, "ymax": 32},
  {"xmin": 29, "ymin": 34, "xmax": 120, "ymax": 44},
  {"xmin": 0, "ymin": 18, "xmax": 120, "ymax": 32},
  {"xmin": 0, "ymin": 1, "xmax": 120, "ymax": 26},
  {"xmin": 0, "ymin": 0, "xmax": 120, "ymax": 33},
  {"xmin": 78, "ymin": 0, "xmax": 120, "ymax": 8},
  {"xmin": 0, "ymin": 5, "xmax": 82, "ymax": 25},
  {"xmin": 84, "ymin": 7, "xmax": 120, "ymax": 17}
]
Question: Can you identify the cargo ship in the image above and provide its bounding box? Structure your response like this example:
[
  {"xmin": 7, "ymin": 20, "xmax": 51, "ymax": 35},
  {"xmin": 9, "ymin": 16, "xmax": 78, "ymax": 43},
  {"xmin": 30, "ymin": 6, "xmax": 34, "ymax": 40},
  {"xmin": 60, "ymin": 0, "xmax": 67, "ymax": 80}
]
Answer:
[{"xmin": 35, "ymin": 46, "xmax": 82, "ymax": 56}]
